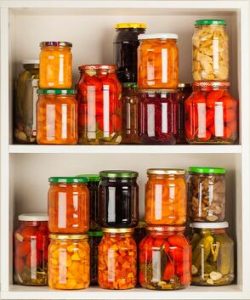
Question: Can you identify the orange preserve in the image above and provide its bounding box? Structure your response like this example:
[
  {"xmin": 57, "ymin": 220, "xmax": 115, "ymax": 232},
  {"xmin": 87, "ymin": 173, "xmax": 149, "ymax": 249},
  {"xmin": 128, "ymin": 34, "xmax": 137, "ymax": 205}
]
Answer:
[
  {"xmin": 39, "ymin": 41, "xmax": 72, "ymax": 88},
  {"xmin": 48, "ymin": 177, "xmax": 89, "ymax": 234},
  {"xmin": 145, "ymin": 169, "xmax": 187, "ymax": 225},
  {"xmin": 138, "ymin": 34, "xmax": 179, "ymax": 89},
  {"xmin": 37, "ymin": 89, "xmax": 78, "ymax": 145}
]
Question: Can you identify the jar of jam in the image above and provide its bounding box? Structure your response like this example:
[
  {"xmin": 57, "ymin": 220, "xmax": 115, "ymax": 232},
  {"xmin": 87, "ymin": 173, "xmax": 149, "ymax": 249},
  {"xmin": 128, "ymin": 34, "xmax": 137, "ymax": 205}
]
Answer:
[
  {"xmin": 138, "ymin": 34, "xmax": 179, "ymax": 89},
  {"xmin": 39, "ymin": 41, "xmax": 72, "ymax": 88},
  {"xmin": 36, "ymin": 89, "xmax": 78, "ymax": 145},
  {"xmin": 185, "ymin": 82, "xmax": 238, "ymax": 144},
  {"xmin": 114, "ymin": 23, "xmax": 146, "ymax": 83},
  {"xmin": 48, "ymin": 234, "xmax": 90, "ymax": 289},
  {"xmin": 139, "ymin": 226, "xmax": 191, "ymax": 290},
  {"xmin": 99, "ymin": 170, "xmax": 139, "ymax": 228},
  {"xmin": 14, "ymin": 213, "xmax": 49, "ymax": 286},
  {"xmin": 190, "ymin": 222, "xmax": 234, "ymax": 286},
  {"xmin": 77, "ymin": 65, "xmax": 122, "ymax": 145},
  {"xmin": 48, "ymin": 177, "xmax": 89, "ymax": 234},
  {"xmin": 145, "ymin": 168, "xmax": 187, "ymax": 225},
  {"xmin": 88, "ymin": 230, "xmax": 103, "ymax": 285},
  {"xmin": 98, "ymin": 228, "xmax": 137, "ymax": 289}
]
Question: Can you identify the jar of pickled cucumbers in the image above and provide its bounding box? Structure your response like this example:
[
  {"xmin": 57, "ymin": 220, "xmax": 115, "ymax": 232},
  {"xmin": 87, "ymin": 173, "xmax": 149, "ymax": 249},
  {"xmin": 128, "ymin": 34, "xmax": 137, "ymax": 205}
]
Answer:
[
  {"xmin": 88, "ymin": 230, "xmax": 103, "ymax": 285},
  {"xmin": 190, "ymin": 222, "xmax": 234, "ymax": 286}
]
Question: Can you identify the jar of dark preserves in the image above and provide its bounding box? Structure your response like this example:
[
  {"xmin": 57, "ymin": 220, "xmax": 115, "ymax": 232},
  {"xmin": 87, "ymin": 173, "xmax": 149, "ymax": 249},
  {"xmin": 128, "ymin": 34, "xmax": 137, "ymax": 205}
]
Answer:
[{"xmin": 88, "ymin": 230, "xmax": 103, "ymax": 285}]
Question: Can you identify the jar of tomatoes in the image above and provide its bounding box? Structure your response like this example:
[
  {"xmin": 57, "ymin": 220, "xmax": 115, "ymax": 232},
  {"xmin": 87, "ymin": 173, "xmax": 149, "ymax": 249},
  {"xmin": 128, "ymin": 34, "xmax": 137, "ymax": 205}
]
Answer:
[
  {"xmin": 145, "ymin": 168, "xmax": 187, "ymax": 225},
  {"xmin": 77, "ymin": 65, "xmax": 122, "ymax": 145},
  {"xmin": 138, "ymin": 34, "xmax": 179, "ymax": 89},
  {"xmin": 98, "ymin": 228, "xmax": 137, "ymax": 289},
  {"xmin": 48, "ymin": 234, "xmax": 90, "ymax": 289},
  {"xmin": 185, "ymin": 82, "xmax": 238, "ymax": 144},
  {"xmin": 48, "ymin": 177, "xmax": 89, "ymax": 234},
  {"xmin": 36, "ymin": 89, "xmax": 78, "ymax": 145},
  {"xmin": 14, "ymin": 214, "xmax": 49, "ymax": 286},
  {"xmin": 88, "ymin": 230, "xmax": 103, "ymax": 285},
  {"xmin": 99, "ymin": 170, "xmax": 139, "ymax": 228},
  {"xmin": 39, "ymin": 41, "xmax": 72, "ymax": 88}
]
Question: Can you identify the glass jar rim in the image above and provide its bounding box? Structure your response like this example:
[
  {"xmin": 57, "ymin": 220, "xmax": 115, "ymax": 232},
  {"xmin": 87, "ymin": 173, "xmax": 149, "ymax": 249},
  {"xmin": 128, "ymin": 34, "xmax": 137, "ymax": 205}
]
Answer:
[
  {"xmin": 147, "ymin": 226, "xmax": 186, "ymax": 232},
  {"xmin": 18, "ymin": 213, "xmax": 48, "ymax": 222},
  {"xmin": 189, "ymin": 166, "xmax": 226, "ymax": 175},
  {"xmin": 115, "ymin": 23, "xmax": 147, "ymax": 29},
  {"xmin": 195, "ymin": 19, "xmax": 226, "ymax": 26},
  {"xmin": 49, "ymin": 234, "xmax": 88, "ymax": 240},
  {"xmin": 102, "ymin": 228, "xmax": 134, "ymax": 233},
  {"xmin": 190, "ymin": 222, "xmax": 229, "ymax": 229},
  {"xmin": 40, "ymin": 41, "xmax": 72, "ymax": 48},
  {"xmin": 140, "ymin": 89, "xmax": 177, "ymax": 94},
  {"xmin": 138, "ymin": 33, "xmax": 178, "ymax": 40},
  {"xmin": 79, "ymin": 64, "xmax": 116, "ymax": 72},
  {"xmin": 193, "ymin": 81, "xmax": 230, "ymax": 89},
  {"xmin": 147, "ymin": 168, "xmax": 186, "ymax": 175},
  {"xmin": 100, "ymin": 170, "xmax": 138, "ymax": 179},
  {"xmin": 37, "ymin": 89, "xmax": 76, "ymax": 95},
  {"xmin": 49, "ymin": 177, "xmax": 88, "ymax": 183}
]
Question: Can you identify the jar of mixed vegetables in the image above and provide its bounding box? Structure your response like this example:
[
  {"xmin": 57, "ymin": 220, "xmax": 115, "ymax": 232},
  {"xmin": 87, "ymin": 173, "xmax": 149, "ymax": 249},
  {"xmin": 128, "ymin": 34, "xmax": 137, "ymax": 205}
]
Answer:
[{"xmin": 88, "ymin": 230, "xmax": 103, "ymax": 285}]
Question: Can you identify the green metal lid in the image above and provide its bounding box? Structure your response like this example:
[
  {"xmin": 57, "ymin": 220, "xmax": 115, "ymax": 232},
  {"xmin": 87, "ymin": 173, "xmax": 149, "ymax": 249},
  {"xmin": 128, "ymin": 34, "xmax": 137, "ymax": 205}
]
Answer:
[
  {"xmin": 100, "ymin": 170, "xmax": 138, "ymax": 179},
  {"xmin": 38, "ymin": 89, "xmax": 76, "ymax": 95},
  {"xmin": 49, "ymin": 177, "xmax": 88, "ymax": 183},
  {"xmin": 188, "ymin": 167, "xmax": 226, "ymax": 175},
  {"xmin": 195, "ymin": 19, "xmax": 226, "ymax": 26},
  {"xmin": 77, "ymin": 174, "xmax": 100, "ymax": 182},
  {"xmin": 88, "ymin": 231, "xmax": 103, "ymax": 237},
  {"xmin": 122, "ymin": 82, "xmax": 138, "ymax": 89}
]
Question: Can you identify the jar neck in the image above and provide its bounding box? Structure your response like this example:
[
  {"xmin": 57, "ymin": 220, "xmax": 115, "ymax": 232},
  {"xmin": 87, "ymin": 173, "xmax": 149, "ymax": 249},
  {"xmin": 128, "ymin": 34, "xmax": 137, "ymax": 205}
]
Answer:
[
  {"xmin": 50, "ymin": 182, "xmax": 85, "ymax": 187},
  {"xmin": 193, "ymin": 85, "xmax": 229, "ymax": 92},
  {"xmin": 104, "ymin": 232, "xmax": 133, "ymax": 238},
  {"xmin": 148, "ymin": 174, "xmax": 183, "ymax": 180},
  {"xmin": 19, "ymin": 220, "xmax": 47, "ymax": 227},
  {"xmin": 148, "ymin": 229, "xmax": 185, "ymax": 237},
  {"xmin": 101, "ymin": 177, "xmax": 137, "ymax": 183},
  {"xmin": 198, "ymin": 228, "xmax": 227, "ymax": 235}
]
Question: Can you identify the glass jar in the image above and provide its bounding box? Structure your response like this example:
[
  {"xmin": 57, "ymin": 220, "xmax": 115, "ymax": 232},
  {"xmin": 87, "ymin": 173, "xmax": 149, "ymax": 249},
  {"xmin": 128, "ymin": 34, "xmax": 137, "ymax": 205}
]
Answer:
[
  {"xmin": 139, "ymin": 226, "xmax": 191, "ymax": 290},
  {"xmin": 98, "ymin": 228, "xmax": 137, "ymax": 289},
  {"xmin": 114, "ymin": 23, "xmax": 146, "ymax": 83},
  {"xmin": 14, "ymin": 214, "xmax": 48, "ymax": 286},
  {"xmin": 139, "ymin": 89, "xmax": 178, "ymax": 144},
  {"xmin": 48, "ymin": 234, "xmax": 90, "ymax": 289},
  {"xmin": 77, "ymin": 65, "xmax": 122, "ymax": 145},
  {"xmin": 88, "ymin": 231, "xmax": 103, "ymax": 285},
  {"xmin": 188, "ymin": 167, "xmax": 226, "ymax": 222},
  {"xmin": 145, "ymin": 168, "xmax": 187, "ymax": 225},
  {"xmin": 36, "ymin": 89, "xmax": 78, "ymax": 145},
  {"xmin": 185, "ymin": 82, "xmax": 238, "ymax": 144},
  {"xmin": 138, "ymin": 34, "xmax": 179, "ymax": 89},
  {"xmin": 99, "ymin": 170, "xmax": 139, "ymax": 228},
  {"xmin": 48, "ymin": 177, "xmax": 89, "ymax": 234},
  {"xmin": 14, "ymin": 60, "xmax": 39, "ymax": 144},
  {"xmin": 191, "ymin": 222, "xmax": 234, "ymax": 286},
  {"xmin": 39, "ymin": 41, "xmax": 72, "ymax": 88},
  {"xmin": 192, "ymin": 19, "xmax": 229, "ymax": 81}
]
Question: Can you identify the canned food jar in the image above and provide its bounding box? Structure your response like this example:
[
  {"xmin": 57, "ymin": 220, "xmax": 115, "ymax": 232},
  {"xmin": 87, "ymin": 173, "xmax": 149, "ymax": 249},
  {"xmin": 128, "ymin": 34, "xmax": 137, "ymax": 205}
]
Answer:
[
  {"xmin": 14, "ymin": 60, "xmax": 39, "ymax": 144},
  {"xmin": 192, "ymin": 19, "xmax": 229, "ymax": 81},
  {"xmin": 191, "ymin": 222, "xmax": 234, "ymax": 286},
  {"xmin": 138, "ymin": 34, "xmax": 179, "ymax": 89},
  {"xmin": 88, "ymin": 231, "xmax": 103, "ymax": 285},
  {"xmin": 36, "ymin": 89, "xmax": 78, "ymax": 145},
  {"xmin": 98, "ymin": 228, "xmax": 137, "ymax": 289},
  {"xmin": 39, "ymin": 41, "xmax": 72, "ymax": 88},
  {"xmin": 188, "ymin": 167, "xmax": 226, "ymax": 222},
  {"xmin": 77, "ymin": 65, "xmax": 122, "ymax": 145},
  {"xmin": 99, "ymin": 170, "xmax": 139, "ymax": 228},
  {"xmin": 145, "ymin": 169, "xmax": 187, "ymax": 225},
  {"xmin": 48, "ymin": 177, "xmax": 89, "ymax": 233},
  {"xmin": 48, "ymin": 234, "xmax": 90, "ymax": 289},
  {"xmin": 185, "ymin": 82, "xmax": 238, "ymax": 144},
  {"xmin": 139, "ymin": 226, "xmax": 191, "ymax": 290},
  {"xmin": 14, "ymin": 214, "xmax": 49, "ymax": 286},
  {"xmin": 114, "ymin": 23, "xmax": 146, "ymax": 83}
]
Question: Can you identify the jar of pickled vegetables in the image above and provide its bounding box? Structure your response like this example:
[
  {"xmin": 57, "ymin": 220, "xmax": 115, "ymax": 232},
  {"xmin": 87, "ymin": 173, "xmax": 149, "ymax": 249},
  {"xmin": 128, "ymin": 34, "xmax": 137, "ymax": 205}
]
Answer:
[
  {"xmin": 190, "ymin": 222, "xmax": 234, "ymax": 286},
  {"xmin": 39, "ymin": 41, "xmax": 72, "ymax": 88},
  {"xmin": 138, "ymin": 34, "xmax": 179, "ymax": 89},
  {"xmin": 88, "ymin": 230, "xmax": 103, "ymax": 285},
  {"xmin": 98, "ymin": 228, "xmax": 137, "ymax": 289},
  {"xmin": 192, "ymin": 19, "xmax": 229, "ymax": 81},
  {"xmin": 14, "ymin": 213, "xmax": 49, "ymax": 286},
  {"xmin": 188, "ymin": 167, "xmax": 226, "ymax": 222},
  {"xmin": 77, "ymin": 65, "xmax": 122, "ymax": 144},
  {"xmin": 185, "ymin": 82, "xmax": 238, "ymax": 144},
  {"xmin": 145, "ymin": 168, "xmax": 187, "ymax": 225},
  {"xmin": 36, "ymin": 89, "xmax": 78, "ymax": 145},
  {"xmin": 139, "ymin": 226, "xmax": 191, "ymax": 290},
  {"xmin": 48, "ymin": 177, "xmax": 89, "ymax": 234},
  {"xmin": 48, "ymin": 234, "xmax": 90, "ymax": 289},
  {"xmin": 14, "ymin": 60, "xmax": 39, "ymax": 144},
  {"xmin": 114, "ymin": 23, "xmax": 146, "ymax": 83},
  {"xmin": 99, "ymin": 170, "xmax": 139, "ymax": 228}
]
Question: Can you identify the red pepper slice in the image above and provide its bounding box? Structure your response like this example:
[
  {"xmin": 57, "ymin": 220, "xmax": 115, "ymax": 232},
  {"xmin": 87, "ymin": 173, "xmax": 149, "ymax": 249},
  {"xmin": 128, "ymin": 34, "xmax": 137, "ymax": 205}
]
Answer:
[
  {"xmin": 168, "ymin": 235, "xmax": 189, "ymax": 248},
  {"xmin": 163, "ymin": 262, "xmax": 175, "ymax": 281},
  {"xmin": 168, "ymin": 247, "xmax": 184, "ymax": 262}
]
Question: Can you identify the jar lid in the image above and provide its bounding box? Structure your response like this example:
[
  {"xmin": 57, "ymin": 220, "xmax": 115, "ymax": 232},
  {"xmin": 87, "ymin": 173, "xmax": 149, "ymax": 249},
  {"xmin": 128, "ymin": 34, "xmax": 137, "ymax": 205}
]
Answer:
[
  {"xmin": 88, "ymin": 231, "xmax": 103, "ymax": 237},
  {"xmin": 40, "ymin": 41, "xmax": 72, "ymax": 47},
  {"xmin": 49, "ymin": 177, "xmax": 88, "ymax": 183},
  {"xmin": 18, "ymin": 213, "xmax": 48, "ymax": 222},
  {"xmin": 102, "ymin": 228, "xmax": 134, "ymax": 233},
  {"xmin": 195, "ymin": 19, "xmax": 226, "ymax": 26},
  {"xmin": 115, "ymin": 23, "xmax": 147, "ymax": 29},
  {"xmin": 100, "ymin": 170, "xmax": 138, "ymax": 179},
  {"xmin": 189, "ymin": 167, "xmax": 226, "ymax": 175},
  {"xmin": 77, "ymin": 174, "xmax": 100, "ymax": 182},
  {"xmin": 136, "ymin": 221, "xmax": 146, "ymax": 229},
  {"xmin": 190, "ymin": 222, "xmax": 229, "ymax": 229},
  {"xmin": 140, "ymin": 89, "xmax": 177, "ymax": 94},
  {"xmin": 138, "ymin": 33, "xmax": 178, "ymax": 40},
  {"xmin": 147, "ymin": 168, "xmax": 185, "ymax": 175},
  {"xmin": 147, "ymin": 226, "xmax": 186, "ymax": 232},
  {"xmin": 37, "ymin": 89, "xmax": 76, "ymax": 95},
  {"xmin": 49, "ymin": 234, "xmax": 88, "ymax": 240},
  {"xmin": 178, "ymin": 83, "xmax": 192, "ymax": 88},
  {"xmin": 123, "ymin": 82, "xmax": 138, "ymax": 89},
  {"xmin": 22, "ymin": 59, "xmax": 39, "ymax": 66},
  {"xmin": 79, "ymin": 64, "xmax": 116, "ymax": 71},
  {"xmin": 193, "ymin": 81, "xmax": 230, "ymax": 88}
]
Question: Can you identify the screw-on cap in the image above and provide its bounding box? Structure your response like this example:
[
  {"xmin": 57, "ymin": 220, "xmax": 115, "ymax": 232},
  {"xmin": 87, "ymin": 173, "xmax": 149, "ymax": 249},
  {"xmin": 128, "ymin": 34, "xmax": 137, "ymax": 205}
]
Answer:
[
  {"xmin": 49, "ymin": 234, "xmax": 88, "ymax": 240},
  {"xmin": 49, "ymin": 177, "xmax": 88, "ymax": 183},
  {"xmin": 88, "ymin": 231, "xmax": 103, "ymax": 237},
  {"xmin": 77, "ymin": 174, "xmax": 100, "ymax": 182},
  {"xmin": 115, "ymin": 23, "xmax": 147, "ymax": 29},
  {"xmin": 190, "ymin": 222, "xmax": 229, "ymax": 229},
  {"xmin": 195, "ymin": 19, "xmax": 226, "ymax": 26},
  {"xmin": 102, "ymin": 228, "xmax": 134, "ymax": 233},
  {"xmin": 138, "ymin": 33, "xmax": 178, "ymax": 40},
  {"xmin": 147, "ymin": 168, "xmax": 185, "ymax": 175},
  {"xmin": 100, "ymin": 170, "xmax": 138, "ymax": 179},
  {"xmin": 37, "ymin": 89, "xmax": 76, "ymax": 95},
  {"xmin": 189, "ymin": 167, "xmax": 226, "ymax": 175},
  {"xmin": 40, "ymin": 41, "xmax": 72, "ymax": 47},
  {"xmin": 18, "ymin": 213, "xmax": 48, "ymax": 222}
]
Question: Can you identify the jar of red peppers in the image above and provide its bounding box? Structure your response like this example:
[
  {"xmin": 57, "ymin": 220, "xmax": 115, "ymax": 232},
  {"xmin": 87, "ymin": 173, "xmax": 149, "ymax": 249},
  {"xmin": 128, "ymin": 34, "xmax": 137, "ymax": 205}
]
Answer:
[
  {"xmin": 14, "ymin": 213, "xmax": 49, "ymax": 285},
  {"xmin": 88, "ymin": 230, "xmax": 103, "ymax": 285},
  {"xmin": 77, "ymin": 65, "xmax": 122, "ymax": 144},
  {"xmin": 185, "ymin": 82, "xmax": 238, "ymax": 144},
  {"xmin": 139, "ymin": 226, "xmax": 191, "ymax": 290}
]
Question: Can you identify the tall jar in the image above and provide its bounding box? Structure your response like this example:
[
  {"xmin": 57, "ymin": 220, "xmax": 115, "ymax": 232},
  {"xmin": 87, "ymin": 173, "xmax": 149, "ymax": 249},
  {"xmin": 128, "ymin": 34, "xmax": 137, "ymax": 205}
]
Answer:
[
  {"xmin": 88, "ymin": 231, "xmax": 103, "ymax": 285},
  {"xmin": 39, "ymin": 41, "xmax": 72, "ymax": 88},
  {"xmin": 98, "ymin": 228, "xmax": 137, "ymax": 289},
  {"xmin": 99, "ymin": 170, "xmax": 139, "ymax": 228},
  {"xmin": 14, "ymin": 60, "xmax": 39, "ymax": 144},
  {"xmin": 139, "ymin": 226, "xmax": 191, "ymax": 290},
  {"xmin": 185, "ymin": 82, "xmax": 238, "ymax": 144},
  {"xmin": 138, "ymin": 34, "xmax": 179, "ymax": 89},
  {"xmin": 192, "ymin": 19, "xmax": 229, "ymax": 81},
  {"xmin": 48, "ymin": 177, "xmax": 89, "ymax": 234},
  {"xmin": 14, "ymin": 214, "xmax": 48, "ymax": 286},
  {"xmin": 145, "ymin": 168, "xmax": 187, "ymax": 225},
  {"xmin": 77, "ymin": 65, "xmax": 122, "ymax": 145},
  {"xmin": 191, "ymin": 222, "xmax": 234, "ymax": 286}
]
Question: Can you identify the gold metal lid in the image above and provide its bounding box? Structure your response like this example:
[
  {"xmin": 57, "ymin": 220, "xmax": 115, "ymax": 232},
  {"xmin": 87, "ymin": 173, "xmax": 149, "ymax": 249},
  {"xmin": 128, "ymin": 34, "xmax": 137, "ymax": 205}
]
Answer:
[
  {"xmin": 102, "ymin": 228, "xmax": 134, "ymax": 233},
  {"xmin": 147, "ymin": 226, "xmax": 186, "ymax": 232},
  {"xmin": 147, "ymin": 168, "xmax": 186, "ymax": 175},
  {"xmin": 49, "ymin": 234, "xmax": 88, "ymax": 240}
]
